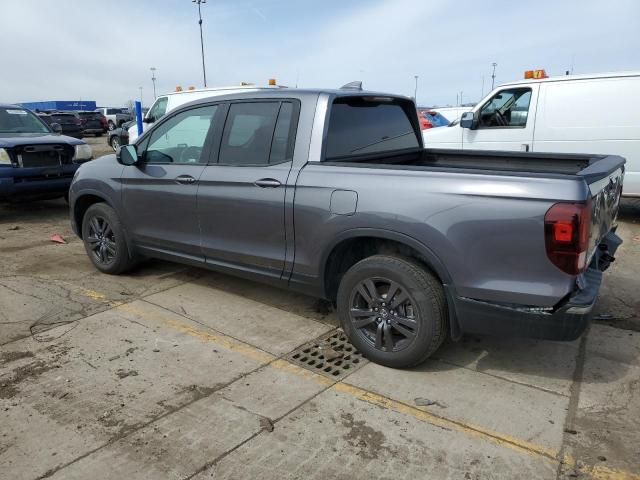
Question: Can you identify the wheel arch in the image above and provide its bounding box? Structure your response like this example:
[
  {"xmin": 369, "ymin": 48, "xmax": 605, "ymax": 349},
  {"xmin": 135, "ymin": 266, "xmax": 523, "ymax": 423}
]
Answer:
[
  {"xmin": 321, "ymin": 229, "xmax": 461, "ymax": 342},
  {"xmin": 73, "ymin": 191, "xmax": 136, "ymax": 259}
]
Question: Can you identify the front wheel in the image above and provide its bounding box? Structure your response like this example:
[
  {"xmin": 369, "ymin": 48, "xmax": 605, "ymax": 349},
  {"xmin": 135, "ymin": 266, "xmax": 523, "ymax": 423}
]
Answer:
[
  {"xmin": 337, "ymin": 255, "xmax": 447, "ymax": 368},
  {"xmin": 81, "ymin": 203, "xmax": 136, "ymax": 274},
  {"xmin": 108, "ymin": 120, "xmax": 115, "ymax": 131},
  {"xmin": 110, "ymin": 136, "xmax": 120, "ymax": 151}
]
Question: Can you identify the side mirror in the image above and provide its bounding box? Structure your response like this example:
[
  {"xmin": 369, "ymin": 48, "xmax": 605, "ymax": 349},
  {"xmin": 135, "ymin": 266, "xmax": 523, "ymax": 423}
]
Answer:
[
  {"xmin": 143, "ymin": 116, "xmax": 154, "ymax": 124},
  {"xmin": 460, "ymin": 111, "xmax": 477, "ymax": 130},
  {"xmin": 116, "ymin": 145, "xmax": 139, "ymax": 166},
  {"xmin": 50, "ymin": 122, "xmax": 62, "ymax": 134}
]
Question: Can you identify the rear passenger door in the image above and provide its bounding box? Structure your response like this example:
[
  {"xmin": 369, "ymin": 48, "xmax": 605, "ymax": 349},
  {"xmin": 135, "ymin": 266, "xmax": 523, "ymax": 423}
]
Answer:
[{"xmin": 197, "ymin": 100, "xmax": 299, "ymax": 280}]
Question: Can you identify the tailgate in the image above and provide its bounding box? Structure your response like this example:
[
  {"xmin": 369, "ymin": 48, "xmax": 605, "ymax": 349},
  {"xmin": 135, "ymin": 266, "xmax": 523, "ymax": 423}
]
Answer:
[{"xmin": 580, "ymin": 155, "xmax": 625, "ymax": 260}]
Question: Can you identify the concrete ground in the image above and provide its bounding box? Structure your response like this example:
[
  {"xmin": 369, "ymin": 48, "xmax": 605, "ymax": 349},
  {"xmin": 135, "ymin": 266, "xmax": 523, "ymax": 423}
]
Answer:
[{"xmin": 1, "ymin": 191, "xmax": 639, "ymax": 479}]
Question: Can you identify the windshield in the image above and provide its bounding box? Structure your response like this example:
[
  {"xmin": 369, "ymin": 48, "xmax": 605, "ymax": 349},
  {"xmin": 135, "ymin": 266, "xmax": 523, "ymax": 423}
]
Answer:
[{"xmin": 0, "ymin": 107, "xmax": 50, "ymax": 134}]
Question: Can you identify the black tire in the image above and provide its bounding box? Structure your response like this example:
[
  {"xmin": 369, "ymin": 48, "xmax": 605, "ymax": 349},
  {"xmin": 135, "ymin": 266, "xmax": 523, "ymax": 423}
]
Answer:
[
  {"xmin": 337, "ymin": 255, "xmax": 447, "ymax": 368},
  {"xmin": 108, "ymin": 120, "xmax": 115, "ymax": 131},
  {"xmin": 81, "ymin": 203, "xmax": 136, "ymax": 275},
  {"xmin": 110, "ymin": 136, "xmax": 120, "ymax": 151}
]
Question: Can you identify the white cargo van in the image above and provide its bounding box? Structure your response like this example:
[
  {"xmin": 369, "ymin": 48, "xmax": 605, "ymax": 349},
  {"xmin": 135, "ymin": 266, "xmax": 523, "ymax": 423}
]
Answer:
[
  {"xmin": 128, "ymin": 84, "xmax": 279, "ymax": 142},
  {"xmin": 423, "ymin": 72, "xmax": 640, "ymax": 197}
]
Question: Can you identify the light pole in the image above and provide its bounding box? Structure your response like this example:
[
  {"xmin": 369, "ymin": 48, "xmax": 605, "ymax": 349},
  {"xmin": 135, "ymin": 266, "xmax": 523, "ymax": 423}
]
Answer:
[
  {"xmin": 491, "ymin": 62, "xmax": 497, "ymax": 90},
  {"xmin": 413, "ymin": 75, "xmax": 419, "ymax": 104},
  {"xmin": 150, "ymin": 67, "xmax": 157, "ymax": 99},
  {"xmin": 138, "ymin": 86, "xmax": 143, "ymax": 106},
  {"xmin": 192, "ymin": 0, "xmax": 208, "ymax": 88}
]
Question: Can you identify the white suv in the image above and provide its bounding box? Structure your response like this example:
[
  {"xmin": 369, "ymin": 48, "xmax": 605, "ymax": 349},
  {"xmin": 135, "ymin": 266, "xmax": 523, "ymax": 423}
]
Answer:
[{"xmin": 128, "ymin": 85, "xmax": 279, "ymax": 142}]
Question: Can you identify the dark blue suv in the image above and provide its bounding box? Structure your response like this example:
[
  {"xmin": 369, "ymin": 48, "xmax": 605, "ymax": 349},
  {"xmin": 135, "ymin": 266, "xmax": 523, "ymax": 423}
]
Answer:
[{"xmin": 0, "ymin": 104, "xmax": 93, "ymax": 201}]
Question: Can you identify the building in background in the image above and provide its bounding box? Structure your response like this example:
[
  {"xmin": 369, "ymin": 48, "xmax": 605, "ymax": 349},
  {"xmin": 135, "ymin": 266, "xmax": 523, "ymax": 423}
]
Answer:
[{"xmin": 18, "ymin": 100, "xmax": 97, "ymax": 112}]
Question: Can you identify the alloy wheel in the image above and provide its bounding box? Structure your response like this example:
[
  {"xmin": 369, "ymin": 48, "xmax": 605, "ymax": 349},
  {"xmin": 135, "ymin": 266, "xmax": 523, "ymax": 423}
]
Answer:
[
  {"xmin": 86, "ymin": 215, "xmax": 116, "ymax": 265},
  {"xmin": 348, "ymin": 277, "xmax": 419, "ymax": 352}
]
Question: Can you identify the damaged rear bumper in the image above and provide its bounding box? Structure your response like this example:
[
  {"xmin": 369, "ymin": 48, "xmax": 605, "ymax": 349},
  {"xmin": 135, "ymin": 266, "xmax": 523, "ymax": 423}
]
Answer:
[{"xmin": 450, "ymin": 231, "xmax": 622, "ymax": 341}]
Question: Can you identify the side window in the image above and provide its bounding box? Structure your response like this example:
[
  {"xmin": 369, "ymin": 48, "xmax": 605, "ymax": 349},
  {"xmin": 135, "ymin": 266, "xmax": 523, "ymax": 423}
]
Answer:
[
  {"xmin": 478, "ymin": 88, "xmax": 532, "ymax": 128},
  {"xmin": 269, "ymin": 102, "xmax": 294, "ymax": 164},
  {"xmin": 219, "ymin": 102, "xmax": 280, "ymax": 166},
  {"xmin": 144, "ymin": 105, "xmax": 217, "ymax": 164},
  {"xmin": 147, "ymin": 97, "xmax": 168, "ymax": 121}
]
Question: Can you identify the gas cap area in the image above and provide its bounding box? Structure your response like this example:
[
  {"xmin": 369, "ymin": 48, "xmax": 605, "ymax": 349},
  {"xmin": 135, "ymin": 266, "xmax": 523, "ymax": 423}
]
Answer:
[{"xmin": 330, "ymin": 189, "xmax": 358, "ymax": 215}]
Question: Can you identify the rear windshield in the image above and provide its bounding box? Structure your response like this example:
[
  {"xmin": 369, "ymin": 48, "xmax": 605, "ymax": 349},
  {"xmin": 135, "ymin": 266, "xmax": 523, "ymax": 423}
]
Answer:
[
  {"xmin": 78, "ymin": 112, "xmax": 100, "ymax": 118},
  {"xmin": 325, "ymin": 98, "xmax": 419, "ymax": 160},
  {"xmin": 0, "ymin": 107, "xmax": 50, "ymax": 134}
]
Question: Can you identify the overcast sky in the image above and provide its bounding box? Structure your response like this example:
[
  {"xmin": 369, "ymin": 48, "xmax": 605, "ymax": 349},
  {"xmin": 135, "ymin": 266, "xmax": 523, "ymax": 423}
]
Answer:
[{"xmin": 1, "ymin": 0, "xmax": 638, "ymax": 108}]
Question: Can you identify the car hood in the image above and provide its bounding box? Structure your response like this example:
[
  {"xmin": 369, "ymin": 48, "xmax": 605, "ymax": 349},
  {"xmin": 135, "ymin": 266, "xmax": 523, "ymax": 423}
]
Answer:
[{"xmin": 0, "ymin": 132, "xmax": 85, "ymax": 148}]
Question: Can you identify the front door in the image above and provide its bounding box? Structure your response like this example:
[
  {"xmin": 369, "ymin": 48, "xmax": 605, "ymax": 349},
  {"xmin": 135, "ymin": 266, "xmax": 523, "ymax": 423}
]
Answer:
[
  {"xmin": 197, "ymin": 100, "xmax": 298, "ymax": 279},
  {"xmin": 121, "ymin": 104, "xmax": 219, "ymax": 260},
  {"xmin": 462, "ymin": 86, "xmax": 538, "ymax": 152}
]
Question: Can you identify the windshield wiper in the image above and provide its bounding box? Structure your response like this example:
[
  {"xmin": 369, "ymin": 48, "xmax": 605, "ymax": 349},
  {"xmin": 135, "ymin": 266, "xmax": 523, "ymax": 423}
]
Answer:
[{"xmin": 350, "ymin": 131, "xmax": 415, "ymax": 153}]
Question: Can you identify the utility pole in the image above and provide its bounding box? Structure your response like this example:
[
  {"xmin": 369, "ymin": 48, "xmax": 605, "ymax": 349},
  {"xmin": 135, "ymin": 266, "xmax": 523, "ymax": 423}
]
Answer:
[
  {"xmin": 459, "ymin": 90, "xmax": 463, "ymax": 106},
  {"xmin": 414, "ymin": 75, "xmax": 419, "ymax": 104},
  {"xmin": 150, "ymin": 67, "xmax": 157, "ymax": 99},
  {"xmin": 192, "ymin": 0, "xmax": 208, "ymax": 88},
  {"xmin": 491, "ymin": 62, "xmax": 498, "ymax": 90}
]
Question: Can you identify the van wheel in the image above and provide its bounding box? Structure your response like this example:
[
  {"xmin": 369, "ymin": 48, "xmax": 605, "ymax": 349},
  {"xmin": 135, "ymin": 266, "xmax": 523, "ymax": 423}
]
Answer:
[
  {"xmin": 81, "ymin": 203, "xmax": 136, "ymax": 275},
  {"xmin": 337, "ymin": 255, "xmax": 447, "ymax": 368}
]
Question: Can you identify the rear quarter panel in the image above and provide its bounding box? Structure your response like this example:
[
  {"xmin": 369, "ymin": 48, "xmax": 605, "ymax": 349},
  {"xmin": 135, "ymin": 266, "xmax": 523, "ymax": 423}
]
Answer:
[{"xmin": 293, "ymin": 164, "xmax": 588, "ymax": 307}]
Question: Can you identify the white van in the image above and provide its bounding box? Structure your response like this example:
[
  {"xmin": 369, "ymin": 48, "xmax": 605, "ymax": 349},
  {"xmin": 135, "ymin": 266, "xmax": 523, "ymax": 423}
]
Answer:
[
  {"xmin": 128, "ymin": 84, "xmax": 279, "ymax": 142},
  {"xmin": 423, "ymin": 72, "xmax": 640, "ymax": 197}
]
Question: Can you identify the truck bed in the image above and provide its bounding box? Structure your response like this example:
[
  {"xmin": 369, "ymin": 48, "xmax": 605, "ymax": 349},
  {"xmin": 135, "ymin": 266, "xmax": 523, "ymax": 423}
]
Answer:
[{"xmin": 328, "ymin": 148, "xmax": 623, "ymax": 182}]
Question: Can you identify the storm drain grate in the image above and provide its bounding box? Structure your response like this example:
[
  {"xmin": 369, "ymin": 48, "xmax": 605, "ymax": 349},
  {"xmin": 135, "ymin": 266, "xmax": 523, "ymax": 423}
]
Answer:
[{"xmin": 286, "ymin": 329, "xmax": 368, "ymax": 380}]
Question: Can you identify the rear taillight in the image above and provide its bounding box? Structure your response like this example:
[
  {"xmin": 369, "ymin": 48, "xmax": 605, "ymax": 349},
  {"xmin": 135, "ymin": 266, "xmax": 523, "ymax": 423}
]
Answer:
[{"xmin": 544, "ymin": 201, "xmax": 592, "ymax": 275}]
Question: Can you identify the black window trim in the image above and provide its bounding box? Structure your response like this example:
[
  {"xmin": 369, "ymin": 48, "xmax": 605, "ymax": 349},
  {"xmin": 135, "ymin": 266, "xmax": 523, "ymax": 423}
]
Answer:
[
  {"xmin": 475, "ymin": 87, "xmax": 533, "ymax": 130},
  {"xmin": 138, "ymin": 103, "xmax": 223, "ymax": 166},
  {"xmin": 209, "ymin": 98, "xmax": 301, "ymax": 168}
]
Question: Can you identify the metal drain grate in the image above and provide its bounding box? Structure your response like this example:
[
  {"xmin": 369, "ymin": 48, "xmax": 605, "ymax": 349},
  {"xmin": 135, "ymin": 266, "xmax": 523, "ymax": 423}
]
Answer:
[{"xmin": 286, "ymin": 329, "xmax": 368, "ymax": 380}]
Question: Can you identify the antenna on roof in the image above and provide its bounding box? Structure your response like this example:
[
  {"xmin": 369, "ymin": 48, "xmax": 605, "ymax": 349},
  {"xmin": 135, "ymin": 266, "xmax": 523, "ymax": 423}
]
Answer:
[{"xmin": 340, "ymin": 81, "xmax": 363, "ymax": 91}]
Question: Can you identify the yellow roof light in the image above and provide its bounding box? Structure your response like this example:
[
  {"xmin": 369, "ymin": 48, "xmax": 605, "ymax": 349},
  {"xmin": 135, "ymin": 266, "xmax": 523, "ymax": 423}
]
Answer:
[
  {"xmin": 268, "ymin": 78, "xmax": 276, "ymax": 86},
  {"xmin": 175, "ymin": 85, "xmax": 183, "ymax": 92},
  {"xmin": 188, "ymin": 86, "xmax": 195, "ymax": 91},
  {"xmin": 524, "ymin": 69, "xmax": 548, "ymax": 79}
]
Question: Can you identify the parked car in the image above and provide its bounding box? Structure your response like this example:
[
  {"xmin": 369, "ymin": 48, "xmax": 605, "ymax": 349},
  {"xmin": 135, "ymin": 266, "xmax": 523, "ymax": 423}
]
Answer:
[
  {"xmin": 429, "ymin": 106, "xmax": 473, "ymax": 124},
  {"xmin": 128, "ymin": 84, "xmax": 280, "ymax": 143},
  {"xmin": 76, "ymin": 111, "xmax": 107, "ymax": 136},
  {"xmin": 95, "ymin": 107, "xmax": 133, "ymax": 131},
  {"xmin": 0, "ymin": 104, "xmax": 93, "ymax": 201},
  {"xmin": 69, "ymin": 88, "xmax": 624, "ymax": 368},
  {"xmin": 423, "ymin": 71, "xmax": 640, "ymax": 198},
  {"xmin": 38, "ymin": 111, "xmax": 84, "ymax": 139},
  {"xmin": 107, "ymin": 119, "xmax": 135, "ymax": 151},
  {"xmin": 417, "ymin": 109, "xmax": 449, "ymax": 129}
]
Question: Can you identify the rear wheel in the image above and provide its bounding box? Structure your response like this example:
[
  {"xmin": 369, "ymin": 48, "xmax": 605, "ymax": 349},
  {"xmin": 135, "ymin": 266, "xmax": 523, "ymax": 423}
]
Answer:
[
  {"xmin": 108, "ymin": 120, "xmax": 115, "ymax": 131},
  {"xmin": 110, "ymin": 136, "xmax": 120, "ymax": 151},
  {"xmin": 81, "ymin": 203, "xmax": 136, "ymax": 274},
  {"xmin": 337, "ymin": 255, "xmax": 447, "ymax": 368}
]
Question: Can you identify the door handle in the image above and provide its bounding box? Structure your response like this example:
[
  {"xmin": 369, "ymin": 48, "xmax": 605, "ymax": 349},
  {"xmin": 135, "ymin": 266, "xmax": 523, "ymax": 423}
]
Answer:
[
  {"xmin": 175, "ymin": 175, "xmax": 196, "ymax": 185},
  {"xmin": 254, "ymin": 178, "xmax": 281, "ymax": 188}
]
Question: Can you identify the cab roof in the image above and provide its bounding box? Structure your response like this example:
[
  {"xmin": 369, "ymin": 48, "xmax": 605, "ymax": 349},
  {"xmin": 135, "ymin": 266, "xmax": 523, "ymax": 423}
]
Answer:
[{"xmin": 501, "ymin": 70, "xmax": 640, "ymax": 87}]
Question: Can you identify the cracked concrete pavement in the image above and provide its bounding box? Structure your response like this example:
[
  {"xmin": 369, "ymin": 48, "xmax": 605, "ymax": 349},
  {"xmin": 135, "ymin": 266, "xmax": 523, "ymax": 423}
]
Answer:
[{"xmin": 0, "ymin": 197, "xmax": 639, "ymax": 479}]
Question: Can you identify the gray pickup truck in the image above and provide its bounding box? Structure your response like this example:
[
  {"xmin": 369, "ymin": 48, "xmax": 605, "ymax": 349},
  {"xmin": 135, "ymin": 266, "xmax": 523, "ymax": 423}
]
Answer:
[{"xmin": 69, "ymin": 88, "xmax": 624, "ymax": 368}]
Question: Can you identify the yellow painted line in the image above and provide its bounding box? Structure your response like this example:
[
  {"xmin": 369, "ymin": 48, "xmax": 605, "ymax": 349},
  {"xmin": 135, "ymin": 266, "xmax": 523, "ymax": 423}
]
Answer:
[
  {"xmin": 270, "ymin": 359, "xmax": 334, "ymax": 387},
  {"xmin": 112, "ymin": 298, "xmax": 638, "ymax": 480},
  {"xmin": 333, "ymin": 382, "xmax": 558, "ymax": 459},
  {"xmin": 116, "ymin": 302, "xmax": 274, "ymax": 364},
  {"xmin": 80, "ymin": 289, "xmax": 122, "ymax": 308}
]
